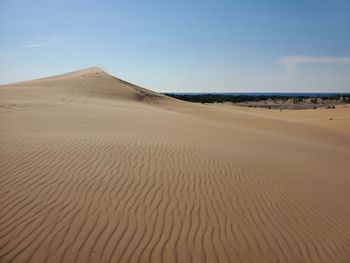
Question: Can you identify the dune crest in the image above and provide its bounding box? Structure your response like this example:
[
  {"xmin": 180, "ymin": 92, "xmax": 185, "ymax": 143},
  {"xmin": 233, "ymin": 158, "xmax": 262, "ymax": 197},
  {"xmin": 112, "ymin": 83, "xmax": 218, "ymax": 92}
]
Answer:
[{"xmin": 3, "ymin": 66, "xmax": 167, "ymax": 104}]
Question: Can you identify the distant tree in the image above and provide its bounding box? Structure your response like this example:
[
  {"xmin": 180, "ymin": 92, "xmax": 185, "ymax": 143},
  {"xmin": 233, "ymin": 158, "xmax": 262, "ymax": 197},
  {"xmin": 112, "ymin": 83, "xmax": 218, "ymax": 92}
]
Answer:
[
  {"xmin": 311, "ymin": 98, "xmax": 318, "ymax": 104},
  {"xmin": 162, "ymin": 93, "xmax": 350, "ymax": 105},
  {"xmin": 342, "ymin": 96, "xmax": 350, "ymax": 102},
  {"xmin": 293, "ymin": 97, "xmax": 303, "ymax": 104}
]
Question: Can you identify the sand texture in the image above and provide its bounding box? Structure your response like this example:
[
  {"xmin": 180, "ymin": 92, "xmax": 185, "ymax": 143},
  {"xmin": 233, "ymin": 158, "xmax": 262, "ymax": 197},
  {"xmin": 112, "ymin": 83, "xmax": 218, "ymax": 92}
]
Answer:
[{"xmin": 1, "ymin": 67, "xmax": 350, "ymax": 263}]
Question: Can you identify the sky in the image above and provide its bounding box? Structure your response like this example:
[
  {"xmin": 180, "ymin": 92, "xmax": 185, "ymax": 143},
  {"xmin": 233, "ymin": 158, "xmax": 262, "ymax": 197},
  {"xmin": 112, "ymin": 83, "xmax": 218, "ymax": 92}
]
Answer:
[{"xmin": 0, "ymin": 0, "xmax": 350, "ymax": 92}]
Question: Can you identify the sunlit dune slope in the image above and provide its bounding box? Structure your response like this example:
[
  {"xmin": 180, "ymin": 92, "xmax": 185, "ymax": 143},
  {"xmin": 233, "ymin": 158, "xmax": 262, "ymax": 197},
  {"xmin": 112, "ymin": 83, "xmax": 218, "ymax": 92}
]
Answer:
[{"xmin": 2, "ymin": 66, "xmax": 171, "ymax": 104}]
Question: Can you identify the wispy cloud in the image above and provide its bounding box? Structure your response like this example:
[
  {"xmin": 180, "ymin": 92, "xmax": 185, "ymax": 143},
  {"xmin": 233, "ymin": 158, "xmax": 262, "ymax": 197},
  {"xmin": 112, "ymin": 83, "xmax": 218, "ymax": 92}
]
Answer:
[
  {"xmin": 277, "ymin": 55, "xmax": 350, "ymax": 75},
  {"xmin": 18, "ymin": 36, "xmax": 72, "ymax": 49},
  {"xmin": 52, "ymin": 36, "xmax": 71, "ymax": 42},
  {"xmin": 19, "ymin": 42, "xmax": 54, "ymax": 49},
  {"xmin": 0, "ymin": 36, "xmax": 70, "ymax": 57}
]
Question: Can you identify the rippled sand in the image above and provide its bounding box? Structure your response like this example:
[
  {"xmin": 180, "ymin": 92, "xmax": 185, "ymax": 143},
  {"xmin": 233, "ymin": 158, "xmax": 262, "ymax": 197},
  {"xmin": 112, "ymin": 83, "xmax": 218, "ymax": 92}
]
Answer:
[{"xmin": 1, "ymin": 67, "xmax": 350, "ymax": 263}]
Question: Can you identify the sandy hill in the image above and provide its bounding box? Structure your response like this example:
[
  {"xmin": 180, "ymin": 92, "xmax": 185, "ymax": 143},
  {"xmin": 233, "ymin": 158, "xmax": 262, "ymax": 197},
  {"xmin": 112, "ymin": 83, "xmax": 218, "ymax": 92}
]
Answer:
[
  {"xmin": 2, "ymin": 66, "xmax": 171, "ymax": 105},
  {"xmin": 1, "ymin": 67, "xmax": 350, "ymax": 263}
]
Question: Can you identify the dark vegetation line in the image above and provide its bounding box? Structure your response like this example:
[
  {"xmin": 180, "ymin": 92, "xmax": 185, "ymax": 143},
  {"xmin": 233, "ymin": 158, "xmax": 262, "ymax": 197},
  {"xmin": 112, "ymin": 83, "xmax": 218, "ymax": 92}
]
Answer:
[{"xmin": 162, "ymin": 93, "xmax": 350, "ymax": 104}]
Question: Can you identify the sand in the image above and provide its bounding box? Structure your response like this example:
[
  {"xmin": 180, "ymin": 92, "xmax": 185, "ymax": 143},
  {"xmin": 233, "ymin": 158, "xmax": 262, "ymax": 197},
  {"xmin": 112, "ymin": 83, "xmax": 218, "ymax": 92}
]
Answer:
[{"xmin": 1, "ymin": 67, "xmax": 350, "ymax": 263}]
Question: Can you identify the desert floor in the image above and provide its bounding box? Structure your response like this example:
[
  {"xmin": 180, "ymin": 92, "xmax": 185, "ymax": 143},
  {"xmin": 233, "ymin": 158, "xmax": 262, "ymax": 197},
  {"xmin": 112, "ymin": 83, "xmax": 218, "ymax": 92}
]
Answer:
[{"xmin": 1, "ymin": 67, "xmax": 350, "ymax": 263}]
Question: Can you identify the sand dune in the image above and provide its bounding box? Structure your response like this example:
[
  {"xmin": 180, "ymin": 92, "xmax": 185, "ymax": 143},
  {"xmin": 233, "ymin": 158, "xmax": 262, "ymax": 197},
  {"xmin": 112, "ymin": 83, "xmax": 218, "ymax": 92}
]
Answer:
[{"xmin": 1, "ymin": 67, "xmax": 350, "ymax": 263}]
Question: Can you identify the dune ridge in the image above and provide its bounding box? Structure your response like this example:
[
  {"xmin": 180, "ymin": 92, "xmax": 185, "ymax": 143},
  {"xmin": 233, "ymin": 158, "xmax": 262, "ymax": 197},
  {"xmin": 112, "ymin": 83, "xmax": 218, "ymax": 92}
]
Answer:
[{"xmin": 1, "ymin": 68, "xmax": 350, "ymax": 263}]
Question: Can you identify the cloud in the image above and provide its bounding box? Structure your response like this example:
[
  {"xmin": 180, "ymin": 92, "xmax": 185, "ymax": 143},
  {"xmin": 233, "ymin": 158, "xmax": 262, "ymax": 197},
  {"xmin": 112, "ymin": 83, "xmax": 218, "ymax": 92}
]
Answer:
[
  {"xmin": 18, "ymin": 36, "xmax": 72, "ymax": 49},
  {"xmin": 0, "ymin": 36, "xmax": 70, "ymax": 57},
  {"xmin": 277, "ymin": 55, "xmax": 350, "ymax": 75},
  {"xmin": 19, "ymin": 43, "xmax": 54, "ymax": 49},
  {"xmin": 52, "ymin": 36, "xmax": 71, "ymax": 42}
]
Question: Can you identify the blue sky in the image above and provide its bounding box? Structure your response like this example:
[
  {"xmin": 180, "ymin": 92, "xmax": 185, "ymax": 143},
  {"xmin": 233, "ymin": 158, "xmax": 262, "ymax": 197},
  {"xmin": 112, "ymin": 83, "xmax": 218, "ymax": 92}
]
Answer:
[{"xmin": 1, "ymin": 0, "xmax": 349, "ymax": 92}]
